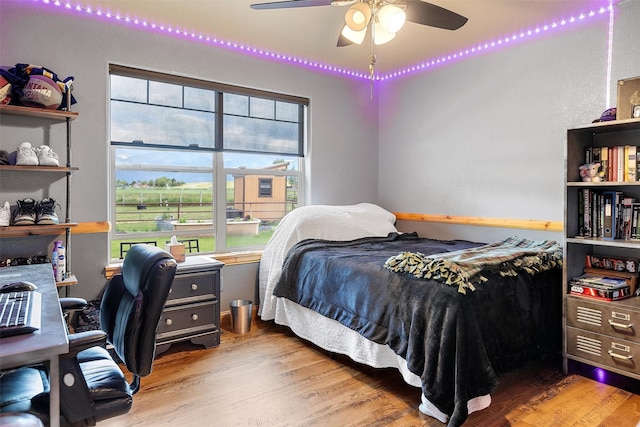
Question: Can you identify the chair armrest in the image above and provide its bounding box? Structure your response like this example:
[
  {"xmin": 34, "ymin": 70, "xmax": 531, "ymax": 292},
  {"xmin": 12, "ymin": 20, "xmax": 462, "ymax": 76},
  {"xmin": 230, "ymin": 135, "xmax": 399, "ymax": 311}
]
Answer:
[
  {"xmin": 59, "ymin": 297, "xmax": 88, "ymax": 312},
  {"xmin": 67, "ymin": 330, "xmax": 107, "ymax": 355}
]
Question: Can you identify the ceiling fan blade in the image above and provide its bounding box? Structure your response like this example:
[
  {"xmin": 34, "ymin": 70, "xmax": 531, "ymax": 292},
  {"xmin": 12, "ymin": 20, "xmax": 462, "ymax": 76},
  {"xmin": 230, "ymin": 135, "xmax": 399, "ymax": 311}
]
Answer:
[
  {"xmin": 250, "ymin": 0, "xmax": 334, "ymax": 9},
  {"xmin": 404, "ymin": 0, "xmax": 468, "ymax": 30},
  {"xmin": 337, "ymin": 32, "xmax": 354, "ymax": 47}
]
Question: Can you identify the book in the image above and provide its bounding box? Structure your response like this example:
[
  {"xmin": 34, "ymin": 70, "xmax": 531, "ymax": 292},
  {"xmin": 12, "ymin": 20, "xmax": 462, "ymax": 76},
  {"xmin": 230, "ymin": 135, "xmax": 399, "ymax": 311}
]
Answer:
[
  {"xmin": 572, "ymin": 274, "xmax": 628, "ymax": 289},
  {"xmin": 582, "ymin": 188, "xmax": 591, "ymax": 237},
  {"xmin": 632, "ymin": 203, "xmax": 640, "ymax": 239},
  {"xmin": 637, "ymin": 145, "xmax": 640, "ymax": 181},
  {"xmin": 618, "ymin": 145, "xmax": 625, "ymax": 182},
  {"xmin": 611, "ymin": 146, "xmax": 618, "ymax": 181},
  {"xmin": 600, "ymin": 146, "xmax": 609, "ymax": 181},
  {"xmin": 585, "ymin": 255, "xmax": 640, "ymax": 273},
  {"xmin": 627, "ymin": 145, "xmax": 637, "ymax": 182},
  {"xmin": 602, "ymin": 191, "xmax": 616, "ymax": 239},
  {"xmin": 569, "ymin": 282, "xmax": 632, "ymax": 301},
  {"xmin": 621, "ymin": 196, "xmax": 636, "ymax": 239},
  {"xmin": 583, "ymin": 267, "xmax": 639, "ymax": 294}
]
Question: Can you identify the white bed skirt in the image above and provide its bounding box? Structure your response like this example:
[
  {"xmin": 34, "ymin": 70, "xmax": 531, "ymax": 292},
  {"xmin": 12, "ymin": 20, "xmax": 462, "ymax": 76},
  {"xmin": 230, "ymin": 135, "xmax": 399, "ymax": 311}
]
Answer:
[{"xmin": 267, "ymin": 297, "xmax": 491, "ymax": 424}]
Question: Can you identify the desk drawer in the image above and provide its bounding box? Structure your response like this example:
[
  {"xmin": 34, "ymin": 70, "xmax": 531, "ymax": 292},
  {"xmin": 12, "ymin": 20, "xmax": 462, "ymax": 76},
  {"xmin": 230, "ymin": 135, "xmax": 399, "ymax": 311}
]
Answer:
[
  {"xmin": 167, "ymin": 271, "xmax": 217, "ymax": 304},
  {"xmin": 157, "ymin": 301, "xmax": 218, "ymax": 340},
  {"xmin": 566, "ymin": 297, "xmax": 639, "ymax": 343},
  {"xmin": 566, "ymin": 326, "xmax": 640, "ymax": 376}
]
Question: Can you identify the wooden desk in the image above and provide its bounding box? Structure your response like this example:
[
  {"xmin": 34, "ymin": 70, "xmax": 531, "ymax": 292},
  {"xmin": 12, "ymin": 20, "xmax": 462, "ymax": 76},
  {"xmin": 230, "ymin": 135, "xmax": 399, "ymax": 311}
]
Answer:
[{"xmin": 0, "ymin": 263, "xmax": 69, "ymax": 427}]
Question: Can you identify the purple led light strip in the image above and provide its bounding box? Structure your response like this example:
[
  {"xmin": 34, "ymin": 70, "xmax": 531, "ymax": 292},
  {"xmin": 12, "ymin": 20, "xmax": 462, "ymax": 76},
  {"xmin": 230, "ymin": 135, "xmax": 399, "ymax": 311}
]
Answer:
[
  {"xmin": 379, "ymin": 5, "xmax": 614, "ymax": 81},
  {"xmin": 30, "ymin": 0, "xmax": 613, "ymax": 82}
]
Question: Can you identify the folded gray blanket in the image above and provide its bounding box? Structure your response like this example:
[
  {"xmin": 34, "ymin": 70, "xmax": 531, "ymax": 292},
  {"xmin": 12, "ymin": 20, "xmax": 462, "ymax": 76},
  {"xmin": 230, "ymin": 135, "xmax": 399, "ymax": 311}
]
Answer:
[{"xmin": 384, "ymin": 236, "xmax": 563, "ymax": 294}]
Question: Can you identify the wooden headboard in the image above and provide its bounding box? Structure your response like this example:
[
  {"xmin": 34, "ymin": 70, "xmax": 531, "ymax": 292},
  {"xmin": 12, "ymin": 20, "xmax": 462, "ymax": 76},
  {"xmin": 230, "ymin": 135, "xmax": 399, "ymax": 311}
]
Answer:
[{"xmin": 393, "ymin": 212, "xmax": 562, "ymax": 232}]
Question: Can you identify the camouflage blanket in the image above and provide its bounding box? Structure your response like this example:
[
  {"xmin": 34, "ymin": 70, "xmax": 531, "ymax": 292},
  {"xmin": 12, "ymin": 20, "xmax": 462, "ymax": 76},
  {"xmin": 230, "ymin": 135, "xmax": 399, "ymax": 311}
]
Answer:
[{"xmin": 384, "ymin": 236, "xmax": 563, "ymax": 294}]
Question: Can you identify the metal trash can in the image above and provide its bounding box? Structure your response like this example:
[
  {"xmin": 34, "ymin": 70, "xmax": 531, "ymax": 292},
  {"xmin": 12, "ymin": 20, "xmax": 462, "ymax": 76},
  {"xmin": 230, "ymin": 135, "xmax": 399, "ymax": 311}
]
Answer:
[{"xmin": 229, "ymin": 299, "xmax": 253, "ymax": 334}]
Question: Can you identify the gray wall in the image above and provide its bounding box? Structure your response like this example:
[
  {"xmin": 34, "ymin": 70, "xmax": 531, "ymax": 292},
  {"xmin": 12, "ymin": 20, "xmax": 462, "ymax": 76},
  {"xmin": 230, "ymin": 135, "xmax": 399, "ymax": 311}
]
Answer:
[
  {"xmin": 1, "ymin": 0, "xmax": 639, "ymax": 302},
  {"xmin": 0, "ymin": 1, "xmax": 378, "ymax": 300},
  {"xmin": 379, "ymin": 0, "xmax": 640, "ymax": 244}
]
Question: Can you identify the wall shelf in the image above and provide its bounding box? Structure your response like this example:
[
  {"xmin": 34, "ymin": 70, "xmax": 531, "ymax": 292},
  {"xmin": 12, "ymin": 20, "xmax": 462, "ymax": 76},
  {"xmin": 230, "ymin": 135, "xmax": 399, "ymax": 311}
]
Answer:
[{"xmin": 0, "ymin": 104, "xmax": 77, "ymax": 121}]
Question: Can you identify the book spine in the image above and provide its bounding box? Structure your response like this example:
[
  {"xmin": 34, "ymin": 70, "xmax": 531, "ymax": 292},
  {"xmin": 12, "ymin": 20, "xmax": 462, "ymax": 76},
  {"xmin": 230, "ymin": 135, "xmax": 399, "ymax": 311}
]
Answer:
[
  {"xmin": 601, "ymin": 146, "xmax": 609, "ymax": 181},
  {"xmin": 603, "ymin": 191, "xmax": 615, "ymax": 239},
  {"xmin": 632, "ymin": 203, "xmax": 640, "ymax": 239},
  {"xmin": 618, "ymin": 146, "xmax": 624, "ymax": 182},
  {"xmin": 612, "ymin": 146, "xmax": 617, "ymax": 182},
  {"xmin": 627, "ymin": 145, "xmax": 637, "ymax": 182},
  {"xmin": 583, "ymin": 189, "xmax": 591, "ymax": 237}
]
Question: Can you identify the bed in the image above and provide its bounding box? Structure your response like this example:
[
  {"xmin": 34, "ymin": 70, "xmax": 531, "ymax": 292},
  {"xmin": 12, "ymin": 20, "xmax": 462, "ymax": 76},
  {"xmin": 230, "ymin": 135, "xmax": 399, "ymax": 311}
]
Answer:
[{"xmin": 258, "ymin": 203, "xmax": 562, "ymax": 426}]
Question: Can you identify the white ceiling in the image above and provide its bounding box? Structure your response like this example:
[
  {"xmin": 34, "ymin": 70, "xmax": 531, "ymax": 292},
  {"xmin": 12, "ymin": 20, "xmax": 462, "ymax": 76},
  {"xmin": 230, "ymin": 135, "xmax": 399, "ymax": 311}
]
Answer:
[{"xmin": 78, "ymin": 0, "xmax": 613, "ymax": 75}]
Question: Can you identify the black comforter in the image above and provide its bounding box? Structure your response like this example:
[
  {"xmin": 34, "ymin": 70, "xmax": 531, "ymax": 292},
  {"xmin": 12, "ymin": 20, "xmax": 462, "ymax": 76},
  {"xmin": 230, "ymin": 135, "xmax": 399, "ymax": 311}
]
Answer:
[{"xmin": 273, "ymin": 232, "xmax": 562, "ymax": 426}]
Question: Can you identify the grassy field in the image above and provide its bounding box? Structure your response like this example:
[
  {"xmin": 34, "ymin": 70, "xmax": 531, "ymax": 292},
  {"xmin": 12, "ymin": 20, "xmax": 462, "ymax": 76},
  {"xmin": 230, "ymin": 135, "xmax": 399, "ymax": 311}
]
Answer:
[{"xmin": 111, "ymin": 185, "xmax": 279, "ymax": 258}]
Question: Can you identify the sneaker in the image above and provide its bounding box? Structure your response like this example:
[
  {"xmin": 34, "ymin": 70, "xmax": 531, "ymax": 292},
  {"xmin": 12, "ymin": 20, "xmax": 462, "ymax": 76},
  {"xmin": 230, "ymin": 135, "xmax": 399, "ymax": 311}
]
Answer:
[
  {"xmin": 0, "ymin": 150, "xmax": 8, "ymax": 165},
  {"xmin": 36, "ymin": 145, "xmax": 60, "ymax": 167},
  {"xmin": 0, "ymin": 202, "xmax": 10, "ymax": 226},
  {"xmin": 13, "ymin": 198, "xmax": 36, "ymax": 225},
  {"xmin": 36, "ymin": 198, "xmax": 60, "ymax": 225},
  {"xmin": 16, "ymin": 142, "xmax": 38, "ymax": 166}
]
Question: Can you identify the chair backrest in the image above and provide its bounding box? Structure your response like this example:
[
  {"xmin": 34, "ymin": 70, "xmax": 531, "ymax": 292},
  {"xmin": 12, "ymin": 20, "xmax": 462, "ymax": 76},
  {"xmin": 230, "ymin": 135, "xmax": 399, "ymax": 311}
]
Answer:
[{"xmin": 100, "ymin": 244, "xmax": 177, "ymax": 378}]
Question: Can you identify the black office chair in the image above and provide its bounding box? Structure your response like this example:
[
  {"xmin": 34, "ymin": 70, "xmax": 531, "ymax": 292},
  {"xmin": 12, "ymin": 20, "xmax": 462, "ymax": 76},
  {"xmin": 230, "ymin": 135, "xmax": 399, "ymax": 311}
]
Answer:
[{"xmin": 0, "ymin": 244, "xmax": 177, "ymax": 426}]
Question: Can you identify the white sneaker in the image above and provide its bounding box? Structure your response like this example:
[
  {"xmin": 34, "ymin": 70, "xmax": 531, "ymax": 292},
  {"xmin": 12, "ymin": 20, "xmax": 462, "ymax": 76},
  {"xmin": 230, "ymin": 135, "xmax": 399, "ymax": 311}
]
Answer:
[
  {"xmin": 0, "ymin": 201, "xmax": 10, "ymax": 226},
  {"xmin": 16, "ymin": 142, "xmax": 39, "ymax": 166},
  {"xmin": 36, "ymin": 145, "xmax": 60, "ymax": 167}
]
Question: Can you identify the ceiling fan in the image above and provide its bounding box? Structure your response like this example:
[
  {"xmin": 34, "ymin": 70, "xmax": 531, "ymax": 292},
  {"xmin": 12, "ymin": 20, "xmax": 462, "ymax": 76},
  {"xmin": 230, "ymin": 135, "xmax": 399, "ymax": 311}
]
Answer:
[
  {"xmin": 250, "ymin": 0, "xmax": 468, "ymax": 85},
  {"xmin": 250, "ymin": 0, "xmax": 468, "ymax": 47}
]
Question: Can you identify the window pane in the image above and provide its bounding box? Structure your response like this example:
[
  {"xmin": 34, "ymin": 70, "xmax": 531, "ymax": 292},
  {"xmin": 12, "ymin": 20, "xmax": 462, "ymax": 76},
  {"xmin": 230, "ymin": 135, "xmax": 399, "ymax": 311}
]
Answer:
[
  {"xmin": 110, "ymin": 75, "xmax": 147, "ymax": 102},
  {"xmin": 275, "ymin": 101, "xmax": 298, "ymax": 122},
  {"xmin": 111, "ymin": 100, "xmax": 215, "ymax": 147},
  {"xmin": 185, "ymin": 86, "xmax": 216, "ymax": 112},
  {"xmin": 148, "ymin": 81, "xmax": 182, "ymax": 107},
  {"xmin": 258, "ymin": 178, "xmax": 273, "ymax": 197},
  {"xmin": 112, "ymin": 146, "xmax": 215, "ymax": 259},
  {"xmin": 223, "ymin": 93, "xmax": 248, "ymax": 116},
  {"xmin": 223, "ymin": 115, "xmax": 299, "ymax": 154},
  {"xmin": 250, "ymin": 98, "xmax": 274, "ymax": 119}
]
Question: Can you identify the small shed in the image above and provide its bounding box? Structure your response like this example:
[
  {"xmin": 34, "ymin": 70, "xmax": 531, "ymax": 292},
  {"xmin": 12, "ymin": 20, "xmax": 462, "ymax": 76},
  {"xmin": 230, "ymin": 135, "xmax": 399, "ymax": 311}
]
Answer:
[{"xmin": 232, "ymin": 162, "xmax": 289, "ymax": 222}]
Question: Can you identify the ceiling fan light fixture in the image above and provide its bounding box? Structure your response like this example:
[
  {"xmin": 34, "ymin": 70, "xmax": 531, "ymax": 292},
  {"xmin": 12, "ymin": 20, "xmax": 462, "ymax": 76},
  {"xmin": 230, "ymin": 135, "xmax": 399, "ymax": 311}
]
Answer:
[
  {"xmin": 345, "ymin": 3, "xmax": 372, "ymax": 32},
  {"xmin": 377, "ymin": 4, "xmax": 406, "ymax": 34},
  {"xmin": 341, "ymin": 24, "xmax": 367, "ymax": 45},
  {"xmin": 373, "ymin": 20, "xmax": 396, "ymax": 45}
]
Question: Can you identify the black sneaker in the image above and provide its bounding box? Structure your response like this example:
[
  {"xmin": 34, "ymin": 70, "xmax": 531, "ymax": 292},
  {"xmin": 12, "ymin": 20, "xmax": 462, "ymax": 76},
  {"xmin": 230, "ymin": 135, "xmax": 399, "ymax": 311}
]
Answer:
[
  {"xmin": 13, "ymin": 198, "xmax": 36, "ymax": 225},
  {"xmin": 36, "ymin": 198, "xmax": 60, "ymax": 225}
]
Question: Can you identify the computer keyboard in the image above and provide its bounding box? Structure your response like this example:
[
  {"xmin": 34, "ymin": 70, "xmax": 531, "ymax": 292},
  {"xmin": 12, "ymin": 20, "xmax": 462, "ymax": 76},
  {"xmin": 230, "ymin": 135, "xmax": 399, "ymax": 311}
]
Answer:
[{"xmin": 0, "ymin": 290, "xmax": 41, "ymax": 337}]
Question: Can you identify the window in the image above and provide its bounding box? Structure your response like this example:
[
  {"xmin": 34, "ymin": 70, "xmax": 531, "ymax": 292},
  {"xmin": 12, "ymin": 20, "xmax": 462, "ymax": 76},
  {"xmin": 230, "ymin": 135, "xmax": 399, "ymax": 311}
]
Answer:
[
  {"xmin": 109, "ymin": 65, "xmax": 307, "ymax": 260},
  {"xmin": 258, "ymin": 178, "xmax": 273, "ymax": 197}
]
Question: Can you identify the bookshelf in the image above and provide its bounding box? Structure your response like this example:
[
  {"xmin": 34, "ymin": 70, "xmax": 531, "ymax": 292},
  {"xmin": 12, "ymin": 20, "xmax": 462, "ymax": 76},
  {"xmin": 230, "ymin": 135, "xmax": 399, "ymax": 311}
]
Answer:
[
  {"xmin": 0, "ymin": 105, "xmax": 78, "ymax": 287},
  {"xmin": 563, "ymin": 117, "xmax": 640, "ymax": 379}
]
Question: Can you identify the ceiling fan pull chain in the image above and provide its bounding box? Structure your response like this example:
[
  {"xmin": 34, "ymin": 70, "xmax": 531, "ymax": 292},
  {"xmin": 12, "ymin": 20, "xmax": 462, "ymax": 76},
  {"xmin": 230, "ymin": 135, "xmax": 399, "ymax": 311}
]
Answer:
[
  {"xmin": 368, "ymin": 53, "xmax": 376, "ymax": 98},
  {"xmin": 369, "ymin": 15, "xmax": 376, "ymax": 99}
]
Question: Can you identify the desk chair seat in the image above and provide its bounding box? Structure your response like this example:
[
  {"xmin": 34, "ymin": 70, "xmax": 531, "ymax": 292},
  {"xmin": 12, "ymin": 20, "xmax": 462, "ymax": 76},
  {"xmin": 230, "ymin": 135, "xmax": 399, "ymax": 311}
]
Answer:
[{"xmin": 0, "ymin": 245, "xmax": 177, "ymax": 426}]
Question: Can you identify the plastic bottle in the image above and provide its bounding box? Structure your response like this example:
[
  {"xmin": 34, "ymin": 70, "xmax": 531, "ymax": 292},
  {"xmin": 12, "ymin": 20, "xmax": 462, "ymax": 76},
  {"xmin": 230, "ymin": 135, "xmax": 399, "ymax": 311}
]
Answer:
[
  {"xmin": 52, "ymin": 243, "xmax": 58, "ymax": 280},
  {"xmin": 56, "ymin": 243, "xmax": 66, "ymax": 282}
]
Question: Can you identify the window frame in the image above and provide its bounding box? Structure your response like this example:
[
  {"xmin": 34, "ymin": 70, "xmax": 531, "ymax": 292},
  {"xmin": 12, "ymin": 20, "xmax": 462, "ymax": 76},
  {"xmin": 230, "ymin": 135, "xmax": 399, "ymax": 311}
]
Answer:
[{"xmin": 108, "ymin": 64, "xmax": 308, "ymax": 260}]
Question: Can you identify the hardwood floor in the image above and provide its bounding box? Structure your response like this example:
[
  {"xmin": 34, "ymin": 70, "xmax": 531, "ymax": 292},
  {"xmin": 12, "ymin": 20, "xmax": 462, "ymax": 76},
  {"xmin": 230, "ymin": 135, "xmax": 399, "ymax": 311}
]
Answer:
[{"xmin": 101, "ymin": 317, "xmax": 640, "ymax": 427}]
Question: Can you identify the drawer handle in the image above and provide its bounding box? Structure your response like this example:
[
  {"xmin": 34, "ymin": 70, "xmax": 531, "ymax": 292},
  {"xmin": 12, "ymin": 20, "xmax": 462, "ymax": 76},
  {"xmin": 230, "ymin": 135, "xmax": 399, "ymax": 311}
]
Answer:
[
  {"xmin": 165, "ymin": 318, "xmax": 173, "ymax": 326},
  {"xmin": 192, "ymin": 314, "xmax": 199, "ymax": 321},
  {"xmin": 191, "ymin": 283, "xmax": 198, "ymax": 291},
  {"xmin": 608, "ymin": 350, "xmax": 633, "ymax": 361},
  {"xmin": 608, "ymin": 320, "xmax": 633, "ymax": 329}
]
